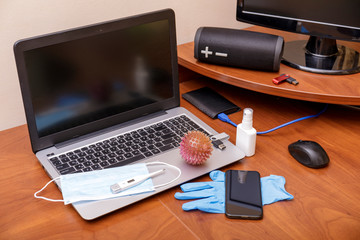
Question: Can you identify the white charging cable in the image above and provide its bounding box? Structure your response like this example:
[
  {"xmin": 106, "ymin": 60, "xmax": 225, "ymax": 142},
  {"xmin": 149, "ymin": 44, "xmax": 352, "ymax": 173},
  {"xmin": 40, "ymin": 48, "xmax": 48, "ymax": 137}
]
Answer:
[{"xmin": 145, "ymin": 161, "xmax": 182, "ymax": 189}]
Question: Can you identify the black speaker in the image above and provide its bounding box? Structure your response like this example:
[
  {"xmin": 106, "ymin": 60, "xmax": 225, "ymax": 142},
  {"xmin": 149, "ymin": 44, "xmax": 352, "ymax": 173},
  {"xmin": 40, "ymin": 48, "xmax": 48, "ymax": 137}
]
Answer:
[{"xmin": 194, "ymin": 27, "xmax": 284, "ymax": 72}]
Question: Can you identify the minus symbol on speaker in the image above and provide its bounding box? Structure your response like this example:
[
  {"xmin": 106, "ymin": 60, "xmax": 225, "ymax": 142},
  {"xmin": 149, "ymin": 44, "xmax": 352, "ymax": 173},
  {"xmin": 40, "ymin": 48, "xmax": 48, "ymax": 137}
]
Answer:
[{"xmin": 215, "ymin": 52, "xmax": 228, "ymax": 57}]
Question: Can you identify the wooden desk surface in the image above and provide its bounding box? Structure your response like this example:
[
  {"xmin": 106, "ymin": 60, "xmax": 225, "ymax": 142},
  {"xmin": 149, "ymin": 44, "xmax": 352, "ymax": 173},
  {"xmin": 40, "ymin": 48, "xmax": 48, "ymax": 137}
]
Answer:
[
  {"xmin": 1, "ymin": 77, "xmax": 360, "ymax": 239},
  {"xmin": 178, "ymin": 26, "xmax": 360, "ymax": 105}
]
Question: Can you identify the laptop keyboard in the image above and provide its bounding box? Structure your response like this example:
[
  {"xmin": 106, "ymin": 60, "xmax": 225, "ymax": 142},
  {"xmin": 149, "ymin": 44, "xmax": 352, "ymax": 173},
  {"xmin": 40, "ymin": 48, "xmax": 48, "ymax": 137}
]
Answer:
[{"xmin": 48, "ymin": 115, "xmax": 210, "ymax": 175}]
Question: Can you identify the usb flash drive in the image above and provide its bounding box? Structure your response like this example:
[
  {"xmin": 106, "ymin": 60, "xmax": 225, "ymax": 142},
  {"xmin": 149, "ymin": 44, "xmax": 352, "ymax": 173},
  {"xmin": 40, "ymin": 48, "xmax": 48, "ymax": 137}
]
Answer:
[
  {"xmin": 272, "ymin": 74, "xmax": 290, "ymax": 84},
  {"xmin": 210, "ymin": 133, "xmax": 230, "ymax": 150},
  {"xmin": 273, "ymin": 74, "xmax": 299, "ymax": 85},
  {"xmin": 286, "ymin": 77, "xmax": 299, "ymax": 85}
]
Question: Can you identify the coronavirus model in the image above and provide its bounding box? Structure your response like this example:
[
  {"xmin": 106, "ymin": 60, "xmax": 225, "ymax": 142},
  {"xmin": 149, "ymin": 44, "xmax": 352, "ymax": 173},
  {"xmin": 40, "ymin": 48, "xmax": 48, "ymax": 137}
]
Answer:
[{"xmin": 179, "ymin": 131, "xmax": 213, "ymax": 165}]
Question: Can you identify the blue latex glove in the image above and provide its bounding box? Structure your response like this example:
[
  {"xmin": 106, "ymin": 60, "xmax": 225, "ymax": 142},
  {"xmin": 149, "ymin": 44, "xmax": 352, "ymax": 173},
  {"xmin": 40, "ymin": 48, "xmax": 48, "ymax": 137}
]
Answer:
[
  {"xmin": 174, "ymin": 170, "xmax": 225, "ymax": 213},
  {"xmin": 261, "ymin": 175, "xmax": 294, "ymax": 205},
  {"xmin": 175, "ymin": 171, "xmax": 293, "ymax": 213}
]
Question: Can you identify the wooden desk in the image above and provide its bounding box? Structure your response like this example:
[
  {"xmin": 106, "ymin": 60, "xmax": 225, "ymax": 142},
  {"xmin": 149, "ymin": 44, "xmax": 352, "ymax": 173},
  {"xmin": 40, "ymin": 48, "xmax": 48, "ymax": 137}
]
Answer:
[
  {"xmin": 178, "ymin": 26, "xmax": 360, "ymax": 105},
  {"xmin": 1, "ymin": 73, "xmax": 360, "ymax": 239}
]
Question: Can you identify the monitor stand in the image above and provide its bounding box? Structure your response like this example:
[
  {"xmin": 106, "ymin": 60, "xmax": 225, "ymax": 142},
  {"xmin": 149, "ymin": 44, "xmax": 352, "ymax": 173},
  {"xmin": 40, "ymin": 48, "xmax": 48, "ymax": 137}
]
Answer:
[{"xmin": 282, "ymin": 36, "xmax": 360, "ymax": 75}]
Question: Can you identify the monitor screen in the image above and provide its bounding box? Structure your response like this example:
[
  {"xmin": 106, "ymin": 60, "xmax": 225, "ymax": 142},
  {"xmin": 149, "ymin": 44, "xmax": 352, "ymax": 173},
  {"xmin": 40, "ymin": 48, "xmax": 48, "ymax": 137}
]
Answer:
[
  {"xmin": 242, "ymin": 0, "xmax": 360, "ymax": 30},
  {"xmin": 237, "ymin": 0, "xmax": 360, "ymax": 74}
]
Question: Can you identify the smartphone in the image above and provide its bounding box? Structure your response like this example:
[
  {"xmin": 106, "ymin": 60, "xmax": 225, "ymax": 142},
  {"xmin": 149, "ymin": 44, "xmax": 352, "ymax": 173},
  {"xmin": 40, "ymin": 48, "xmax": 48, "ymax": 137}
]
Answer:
[{"xmin": 225, "ymin": 170, "xmax": 263, "ymax": 219}]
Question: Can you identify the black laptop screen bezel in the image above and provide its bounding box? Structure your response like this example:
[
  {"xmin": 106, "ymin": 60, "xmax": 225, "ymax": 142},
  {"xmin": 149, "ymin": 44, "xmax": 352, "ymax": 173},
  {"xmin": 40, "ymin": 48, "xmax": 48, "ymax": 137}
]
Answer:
[{"xmin": 14, "ymin": 9, "xmax": 179, "ymax": 153}]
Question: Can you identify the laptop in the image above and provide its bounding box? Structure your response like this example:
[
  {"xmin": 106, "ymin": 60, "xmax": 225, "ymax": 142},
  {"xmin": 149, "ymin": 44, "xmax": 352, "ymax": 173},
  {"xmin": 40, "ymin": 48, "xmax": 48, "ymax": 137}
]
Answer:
[{"xmin": 14, "ymin": 9, "xmax": 244, "ymax": 220}]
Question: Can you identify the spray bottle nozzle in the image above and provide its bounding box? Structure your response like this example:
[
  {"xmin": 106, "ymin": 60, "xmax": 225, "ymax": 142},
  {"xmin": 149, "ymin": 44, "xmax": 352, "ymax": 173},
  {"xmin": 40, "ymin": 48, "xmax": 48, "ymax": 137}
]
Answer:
[{"xmin": 241, "ymin": 108, "xmax": 254, "ymax": 130}]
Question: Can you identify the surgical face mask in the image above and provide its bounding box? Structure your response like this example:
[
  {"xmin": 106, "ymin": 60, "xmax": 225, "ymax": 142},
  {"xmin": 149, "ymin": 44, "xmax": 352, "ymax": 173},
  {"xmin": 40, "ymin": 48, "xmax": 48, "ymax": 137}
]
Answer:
[{"xmin": 35, "ymin": 162, "xmax": 181, "ymax": 205}]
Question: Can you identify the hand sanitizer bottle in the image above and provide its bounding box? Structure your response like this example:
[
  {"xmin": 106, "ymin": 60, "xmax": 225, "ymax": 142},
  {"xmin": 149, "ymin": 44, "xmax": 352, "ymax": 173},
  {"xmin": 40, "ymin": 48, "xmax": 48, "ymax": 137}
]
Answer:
[{"xmin": 236, "ymin": 108, "xmax": 256, "ymax": 156}]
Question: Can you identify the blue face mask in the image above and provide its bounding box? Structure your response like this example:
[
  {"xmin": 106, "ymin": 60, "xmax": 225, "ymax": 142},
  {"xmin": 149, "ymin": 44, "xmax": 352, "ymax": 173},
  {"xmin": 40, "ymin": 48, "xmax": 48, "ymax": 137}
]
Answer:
[{"xmin": 35, "ymin": 162, "xmax": 181, "ymax": 205}]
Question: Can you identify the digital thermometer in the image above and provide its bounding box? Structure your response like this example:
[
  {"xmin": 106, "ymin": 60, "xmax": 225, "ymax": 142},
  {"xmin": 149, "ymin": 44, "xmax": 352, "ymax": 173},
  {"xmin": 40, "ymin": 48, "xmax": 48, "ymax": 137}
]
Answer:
[{"xmin": 110, "ymin": 169, "xmax": 166, "ymax": 194}]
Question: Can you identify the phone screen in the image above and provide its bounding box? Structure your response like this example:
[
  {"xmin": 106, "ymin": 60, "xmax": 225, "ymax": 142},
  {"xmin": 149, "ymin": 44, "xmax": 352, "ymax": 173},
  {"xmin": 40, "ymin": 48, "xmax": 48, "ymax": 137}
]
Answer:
[{"xmin": 225, "ymin": 170, "xmax": 263, "ymax": 219}]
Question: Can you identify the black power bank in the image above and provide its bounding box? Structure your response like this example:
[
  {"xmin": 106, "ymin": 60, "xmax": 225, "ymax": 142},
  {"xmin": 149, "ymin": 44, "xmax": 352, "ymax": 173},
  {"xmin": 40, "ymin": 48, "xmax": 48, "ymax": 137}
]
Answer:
[{"xmin": 182, "ymin": 87, "xmax": 240, "ymax": 119}]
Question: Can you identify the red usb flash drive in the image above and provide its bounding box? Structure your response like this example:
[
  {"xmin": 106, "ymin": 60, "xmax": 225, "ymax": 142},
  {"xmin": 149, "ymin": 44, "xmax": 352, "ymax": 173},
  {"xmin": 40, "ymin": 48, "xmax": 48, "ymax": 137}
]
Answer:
[{"xmin": 272, "ymin": 74, "xmax": 290, "ymax": 84}]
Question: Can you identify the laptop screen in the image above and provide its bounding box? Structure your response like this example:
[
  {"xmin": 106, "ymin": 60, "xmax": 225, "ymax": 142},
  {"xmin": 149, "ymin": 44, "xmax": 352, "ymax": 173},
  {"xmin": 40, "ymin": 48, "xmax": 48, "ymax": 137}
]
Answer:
[
  {"xmin": 24, "ymin": 20, "xmax": 173, "ymax": 137},
  {"xmin": 14, "ymin": 9, "xmax": 179, "ymax": 152}
]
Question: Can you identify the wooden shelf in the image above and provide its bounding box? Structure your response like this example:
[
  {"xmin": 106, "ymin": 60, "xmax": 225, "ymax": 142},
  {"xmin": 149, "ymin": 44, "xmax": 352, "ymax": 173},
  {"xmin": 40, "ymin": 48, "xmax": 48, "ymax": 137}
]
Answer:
[{"xmin": 178, "ymin": 26, "xmax": 360, "ymax": 105}]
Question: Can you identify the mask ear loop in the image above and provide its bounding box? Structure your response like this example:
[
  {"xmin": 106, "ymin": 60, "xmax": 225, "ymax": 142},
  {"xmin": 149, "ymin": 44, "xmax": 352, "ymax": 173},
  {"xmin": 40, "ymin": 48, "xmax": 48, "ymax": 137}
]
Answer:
[
  {"xmin": 34, "ymin": 177, "xmax": 65, "ymax": 203},
  {"xmin": 145, "ymin": 162, "xmax": 182, "ymax": 189}
]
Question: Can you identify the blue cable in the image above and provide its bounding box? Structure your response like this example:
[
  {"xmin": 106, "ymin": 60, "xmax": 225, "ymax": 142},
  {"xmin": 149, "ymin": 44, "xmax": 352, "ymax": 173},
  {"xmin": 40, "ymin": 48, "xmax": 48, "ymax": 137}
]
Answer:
[
  {"xmin": 217, "ymin": 104, "xmax": 328, "ymax": 135},
  {"xmin": 218, "ymin": 113, "xmax": 238, "ymax": 127}
]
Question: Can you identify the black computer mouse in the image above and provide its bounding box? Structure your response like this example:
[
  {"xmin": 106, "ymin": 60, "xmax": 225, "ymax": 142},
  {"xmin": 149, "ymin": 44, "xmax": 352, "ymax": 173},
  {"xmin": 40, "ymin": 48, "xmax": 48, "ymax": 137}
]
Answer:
[{"xmin": 288, "ymin": 140, "xmax": 330, "ymax": 168}]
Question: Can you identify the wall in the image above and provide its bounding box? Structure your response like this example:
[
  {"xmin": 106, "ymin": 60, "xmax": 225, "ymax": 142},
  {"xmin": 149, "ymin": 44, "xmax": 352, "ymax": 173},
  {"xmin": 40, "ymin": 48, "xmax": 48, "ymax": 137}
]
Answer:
[{"xmin": 0, "ymin": 0, "xmax": 250, "ymax": 131}]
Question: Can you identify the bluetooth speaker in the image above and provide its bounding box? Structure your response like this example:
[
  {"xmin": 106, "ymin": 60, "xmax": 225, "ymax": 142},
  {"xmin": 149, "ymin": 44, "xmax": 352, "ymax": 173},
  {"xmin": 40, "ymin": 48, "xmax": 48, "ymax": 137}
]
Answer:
[{"xmin": 194, "ymin": 27, "xmax": 284, "ymax": 72}]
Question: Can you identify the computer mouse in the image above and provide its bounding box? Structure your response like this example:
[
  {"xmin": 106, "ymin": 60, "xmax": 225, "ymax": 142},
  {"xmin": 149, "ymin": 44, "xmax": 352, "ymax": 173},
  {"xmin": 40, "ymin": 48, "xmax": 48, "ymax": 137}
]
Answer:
[{"xmin": 288, "ymin": 140, "xmax": 329, "ymax": 168}]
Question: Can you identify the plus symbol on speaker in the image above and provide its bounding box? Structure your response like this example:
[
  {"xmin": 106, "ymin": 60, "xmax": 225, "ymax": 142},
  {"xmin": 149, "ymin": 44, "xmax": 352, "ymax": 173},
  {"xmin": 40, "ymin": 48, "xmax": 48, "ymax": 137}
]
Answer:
[{"xmin": 201, "ymin": 46, "xmax": 213, "ymax": 58}]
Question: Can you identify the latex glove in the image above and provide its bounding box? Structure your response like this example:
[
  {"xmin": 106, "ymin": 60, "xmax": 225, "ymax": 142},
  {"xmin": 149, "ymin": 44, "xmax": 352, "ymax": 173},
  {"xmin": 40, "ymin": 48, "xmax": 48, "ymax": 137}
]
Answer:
[
  {"xmin": 175, "ymin": 171, "xmax": 293, "ymax": 213},
  {"xmin": 174, "ymin": 170, "xmax": 225, "ymax": 213},
  {"xmin": 261, "ymin": 175, "xmax": 294, "ymax": 205}
]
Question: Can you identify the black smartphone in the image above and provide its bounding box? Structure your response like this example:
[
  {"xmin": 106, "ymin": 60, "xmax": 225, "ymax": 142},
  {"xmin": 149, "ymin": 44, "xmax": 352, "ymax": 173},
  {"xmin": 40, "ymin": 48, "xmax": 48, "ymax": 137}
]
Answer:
[{"xmin": 225, "ymin": 170, "xmax": 263, "ymax": 219}]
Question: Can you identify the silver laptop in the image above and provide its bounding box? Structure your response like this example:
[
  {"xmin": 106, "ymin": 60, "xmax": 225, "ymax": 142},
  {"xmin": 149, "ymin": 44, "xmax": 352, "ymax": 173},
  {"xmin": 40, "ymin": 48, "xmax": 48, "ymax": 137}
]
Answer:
[{"xmin": 14, "ymin": 9, "xmax": 244, "ymax": 220}]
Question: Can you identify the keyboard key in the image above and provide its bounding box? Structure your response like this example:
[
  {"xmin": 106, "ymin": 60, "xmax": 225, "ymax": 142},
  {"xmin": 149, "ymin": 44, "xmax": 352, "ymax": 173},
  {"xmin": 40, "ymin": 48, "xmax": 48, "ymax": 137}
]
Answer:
[
  {"xmin": 60, "ymin": 167, "xmax": 76, "ymax": 175},
  {"xmin": 155, "ymin": 142, "xmax": 163, "ymax": 148},
  {"xmin": 49, "ymin": 157, "xmax": 59, "ymax": 162},
  {"xmin": 148, "ymin": 145, "xmax": 156, "ymax": 150},
  {"xmin": 124, "ymin": 147, "xmax": 132, "ymax": 153},
  {"xmin": 91, "ymin": 164, "xmax": 101, "ymax": 170},
  {"xmin": 56, "ymin": 163, "xmax": 70, "ymax": 170},
  {"xmin": 94, "ymin": 152, "xmax": 103, "ymax": 157},
  {"xmin": 116, "ymin": 150, "xmax": 124, "ymax": 155},
  {"xmin": 132, "ymin": 150, "xmax": 140, "ymax": 155},
  {"xmin": 154, "ymin": 125, "xmax": 167, "ymax": 131},
  {"xmin": 69, "ymin": 160, "xmax": 79, "ymax": 166},
  {"xmin": 61, "ymin": 157, "xmax": 71, "ymax": 163},
  {"xmin": 139, "ymin": 147, "xmax": 148, "ymax": 153},
  {"xmin": 159, "ymin": 144, "xmax": 174, "ymax": 152},
  {"xmin": 109, "ymin": 158, "xmax": 117, "ymax": 164},
  {"xmin": 94, "ymin": 147, "xmax": 103, "ymax": 152},
  {"xmin": 162, "ymin": 133, "xmax": 176, "ymax": 139},
  {"xmin": 144, "ymin": 152, "xmax": 153, "ymax": 157},
  {"xmin": 78, "ymin": 152, "xmax": 87, "ymax": 157},
  {"xmin": 109, "ymin": 147, "xmax": 118, "ymax": 152},
  {"xmin": 151, "ymin": 149, "xmax": 160, "ymax": 155},
  {"xmin": 124, "ymin": 153, "xmax": 133, "ymax": 158},
  {"xmin": 75, "ymin": 164, "xmax": 85, "ymax": 170},
  {"xmin": 162, "ymin": 138, "xmax": 176, "ymax": 145},
  {"xmin": 84, "ymin": 161, "xmax": 92, "ymax": 167},
  {"xmin": 50, "ymin": 159, "xmax": 62, "ymax": 166},
  {"xmin": 85, "ymin": 155, "xmax": 94, "ymax": 160},
  {"xmin": 86, "ymin": 149, "xmax": 95, "ymax": 154},
  {"xmin": 92, "ymin": 159, "xmax": 101, "ymax": 164},
  {"xmin": 102, "ymin": 149, "xmax": 111, "ymax": 155},
  {"xmin": 100, "ymin": 161, "xmax": 109, "ymax": 167}
]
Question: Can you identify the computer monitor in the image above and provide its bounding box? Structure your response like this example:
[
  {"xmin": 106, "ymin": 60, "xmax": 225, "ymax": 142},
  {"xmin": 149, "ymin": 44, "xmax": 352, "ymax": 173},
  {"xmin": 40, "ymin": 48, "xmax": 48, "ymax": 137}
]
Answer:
[{"xmin": 236, "ymin": 0, "xmax": 360, "ymax": 75}]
